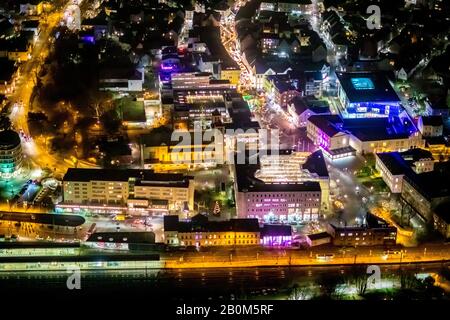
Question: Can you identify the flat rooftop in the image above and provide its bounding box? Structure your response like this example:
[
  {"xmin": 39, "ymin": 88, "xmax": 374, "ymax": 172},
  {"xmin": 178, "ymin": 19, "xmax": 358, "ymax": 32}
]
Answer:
[
  {"xmin": 307, "ymin": 232, "xmax": 331, "ymax": 241},
  {"xmin": 308, "ymin": 115, "xmax": 343, "ymax": 137},
  {"xmin": 63, "ymin": 168, "xmax": 191, "ymax": 187},
  {"xmin": 343, "ymin": 117, "xmax": 416, "ymax": 141},
  {"xmin": 86, "ymin": 232, "xmax": 155, "ymax": 244},
  {"xmin": 336, "ymin": 72, "xmax": 400, "ymax": 104},
  {"xmin": 403, "ymin": 161, "xmax": 450, "ymax": 200},
  {"xmin": 164, "ymin": 214, "xmax": 260, "ymax": 233},
  {"xmin": 235, "ymin": 164, "xmax": 321, "ymax": 193}
]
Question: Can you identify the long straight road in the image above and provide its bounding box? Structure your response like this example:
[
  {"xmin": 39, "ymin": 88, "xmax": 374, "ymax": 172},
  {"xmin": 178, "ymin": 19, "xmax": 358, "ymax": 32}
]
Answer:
[{"xmin": 161, "ymin": 243, "xmax": 450, "ymax": 269}]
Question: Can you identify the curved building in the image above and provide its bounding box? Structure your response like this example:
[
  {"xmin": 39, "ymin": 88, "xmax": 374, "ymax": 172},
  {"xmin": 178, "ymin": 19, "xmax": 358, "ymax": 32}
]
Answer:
[{"xmin": 0, "ymin": 130, "xmax": 23, "ymax": 177}]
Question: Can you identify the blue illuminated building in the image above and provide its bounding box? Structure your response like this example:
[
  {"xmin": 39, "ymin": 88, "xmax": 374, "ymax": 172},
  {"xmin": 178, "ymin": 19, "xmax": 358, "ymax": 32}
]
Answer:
[
  {"xmin": 81, "ymin": 35, "xmax": 95, "ymax": 44},
  {"xmin": 350, "ymin": 78, "xmax": 375, "ymax": 90},
  {"xmin": 336, "ymin": 72, "xmax": 401, "ymax": 118}
]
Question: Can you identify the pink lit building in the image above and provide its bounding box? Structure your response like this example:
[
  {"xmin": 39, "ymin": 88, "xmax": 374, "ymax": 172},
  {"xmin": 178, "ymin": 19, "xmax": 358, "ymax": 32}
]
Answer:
[
  {"xmin": 235, "ymin": 164, "xmax": 322, "ymax": 223},
  {"xmin": 306, "ymin": 115, "xmax": 355, "ymax": 159}
]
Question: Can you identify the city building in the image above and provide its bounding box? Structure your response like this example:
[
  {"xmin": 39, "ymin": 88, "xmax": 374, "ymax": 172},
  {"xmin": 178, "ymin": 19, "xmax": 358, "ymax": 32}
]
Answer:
[
  {"xmin": 172, "ymin": 86, "xmax": 237, "ymax": 105},
  {"xmin": 0, "ymin": 58, "xmax": 18, "ymax": 95},
  {"xmin": 163, "ymin": 214, "xmax": 260, "ymax": 247},
  {"xmin": 417, "ymin": 116, "xmax": 444, "ymax": 137},
  {"xmin": 0, "ymin": 34, "xmax": 33, "ymax": 62},
  {"xmin": 251, "ymin": 60, "xmax": 292, "ymax": 91},
  {"xmin": 305, "ymin": 232, "xmax": 332, "ymax": 247},
  {"xmin": 432, "ymin": 202, "xmax": 450, "ymax": 239},
  {"xmin": 260, "ymin": 34, "xmax": 280, "ymax": 54},
  {"xmin": 336, "ymin": 72, "xmax": 401, "ymax": 118},
  {"xmin": 287, "ymin": 96, "xmax": 330, "ymax": 127},
  {"xmin": 172, "ymin": 101, "xmax": 228, "ymax": 130},
  {"xmin": 306, "ymin": 115, "xmax": 355, "ymax": 159},
  {"xmin": 320, "ymin": 9, "xmax": 352, "ymax": 60},
  {"xmin": 80, "ymin": 10, "xmax": 109, "ymax": 40},
  {"xmin": 85, "ymin": 232, "xmax": 156, "ymax": 251},
  {"xmin": 327, "ymin": 213, "xmax": 397, "ymax": 246},
  {"xmin": 260, "ymin": 224, "xmax": 292, "ymax": 247},
  {"xmin": 303, "ymin": 70, "xmax": 327, "ymax": 97},
  {"xmin": 193, "ymin": 25, "xmax": 241, "ymax": 86},
  {"xmin": 99, "ymin": 67, "xmax": 144, "ymax": 92},
  {"xmin": 140, "ymin": 127, "xmax": 221, "ymax": 171},
  {"xmin": 0, "ymin": 16, "xmax": 14, "ymax": 40},
  {"xmin": 307, "ymin": 114, "xmax": 424, "ymax": 158},
  {"xmin": 259, "ymin": 0, "xmax": 313, "ymax": 14},
  {"xmin": 234, "ymin": 162, "xmax": 322, "ymax": 223},
  {"xmin": 220, "ymin": 65, "xmax": 241, "ymax": 86},
  {"xmin": 265, "ymin": 73, "xmax": 302, "ymax": 107},
  {"xmin": 401, "ymin": 161, "xmax": 450, "ymax": 222},
  {"xmin": 170, "ymin": 72, "xmax": 236, "ymax": 92},
  {"xmin": 424, "ymin": 95, "xmax": 449, "ymax": 117},
  {"xmin": 170, "ymin": 72, "xmax": 213, "ymax": 89},
  {"xmin": 376, "ymin": 148, "xmax": 434, "ymax": 193},
  {"xmin": 344, "ymin": 118, "xmax": 424, "ymax": 154},
  {"xmin": 375, "ymin": 156, "xmax": 402, "ymax": 194},
  {"xmin": 19, "ymin": 0, "xmax": 46, "ymax": 16},
  {"xmin": 21, "ymin": 20, "xmax": 40, "ymax": 37},
  {"xmin": 254, "ymin": 150, "xmax": 330, "ymax": 212},
  {"xmin": 0, "ymin": 130, "xmax": 23, "ymax": 178},
  {"xmin": 58, "ymin": 169, "xmax": 194, "ymax": 215}
]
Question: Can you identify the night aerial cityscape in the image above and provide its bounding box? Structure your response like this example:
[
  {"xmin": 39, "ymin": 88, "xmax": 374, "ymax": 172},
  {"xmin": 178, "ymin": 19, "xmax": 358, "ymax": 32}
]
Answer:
[{"xmin": 0, "ymin": 0, "xmax": 449, "ymax": 310}]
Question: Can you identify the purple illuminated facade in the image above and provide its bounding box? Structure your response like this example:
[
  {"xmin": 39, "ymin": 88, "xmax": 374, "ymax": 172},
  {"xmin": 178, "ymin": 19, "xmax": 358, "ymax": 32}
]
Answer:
[
  {"xmin": 160, "ymin": 62, "xmax": 177, "ymax": 71},
  {"xmin": 261, "ymin": 225, "xmax": 292, "ymax": 247},
  {"xmin": 261, "ymin": 235, "xmax": 292, "ymax": 247},
  {"xmin": 81, "ymin": 35, "xmax": 95, "ymax": 44}
]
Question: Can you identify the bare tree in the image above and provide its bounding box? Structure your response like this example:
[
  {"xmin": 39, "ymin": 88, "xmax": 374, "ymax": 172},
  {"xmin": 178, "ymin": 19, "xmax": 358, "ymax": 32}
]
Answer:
[
  {"xmin": 399, "ymin": 269, "xmax": 419, "ymax": 290},
  {"xmin": 317, "ymin": 273, "xmax": 344, "ymax": 299},
  {"xmin": 288, "ymin": 283, "xmax": 311, "ymax": 300},
  {"xmin": 348, "ymin": 265, "xmax": 368, "ymax": 296}
]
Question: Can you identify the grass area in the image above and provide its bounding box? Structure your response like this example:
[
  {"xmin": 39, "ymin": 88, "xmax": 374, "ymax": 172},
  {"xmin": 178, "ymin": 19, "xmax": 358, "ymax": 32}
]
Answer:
[
  {"xmin": 361, "ymin": 177, "xmax": 389, "ymax": 193},
  {"xmin": 355, "ymin": 154, "xmax": 378, "ymax": 178},
  {"xmin": 362, "ymin": 153, "xmax": 376, "ymax": 166},
  {"xmin": 115, "ymin": 97, "xmax": 145, "ymax": 123}
]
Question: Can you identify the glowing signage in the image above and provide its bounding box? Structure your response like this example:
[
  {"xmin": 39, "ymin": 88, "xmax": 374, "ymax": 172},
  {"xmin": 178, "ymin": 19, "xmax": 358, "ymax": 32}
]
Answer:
[{"xmin": 351, "ymin": 78, "xmax": 375, "ymax": 90}]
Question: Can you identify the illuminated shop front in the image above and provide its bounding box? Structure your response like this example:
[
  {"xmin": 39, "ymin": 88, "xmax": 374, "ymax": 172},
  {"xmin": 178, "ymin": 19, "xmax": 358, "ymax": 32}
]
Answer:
[
  {"xmin": 260, "ymin": 224, "xmax": 292, "ymax": 247},
  {"xmin": 164, "ymin": 214, "xmax": 261, "ymax": 247}
]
